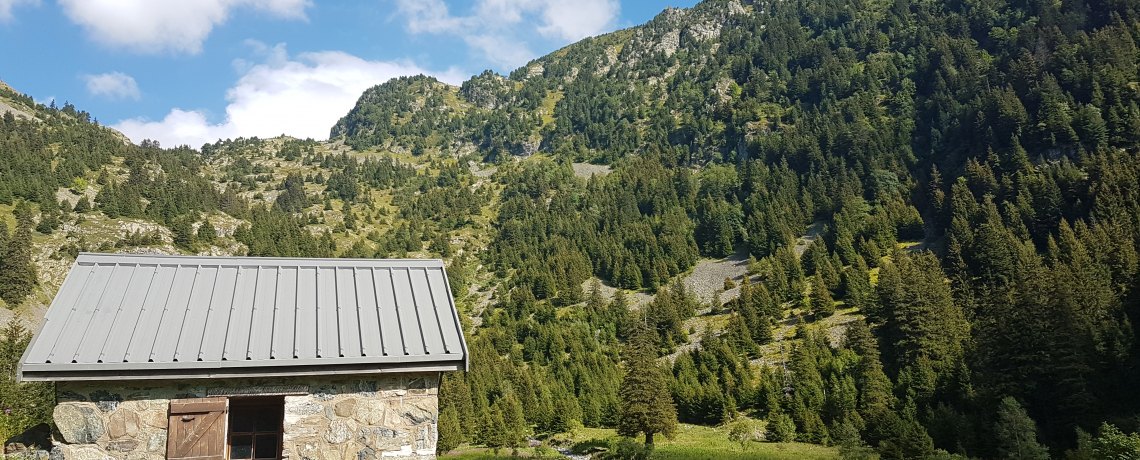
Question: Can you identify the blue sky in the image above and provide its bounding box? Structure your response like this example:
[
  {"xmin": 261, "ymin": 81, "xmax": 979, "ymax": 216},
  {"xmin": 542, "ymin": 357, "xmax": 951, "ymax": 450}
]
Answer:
[{"xmin": 0, "ymin": 0, "xmax": 697, "ymax": 148}]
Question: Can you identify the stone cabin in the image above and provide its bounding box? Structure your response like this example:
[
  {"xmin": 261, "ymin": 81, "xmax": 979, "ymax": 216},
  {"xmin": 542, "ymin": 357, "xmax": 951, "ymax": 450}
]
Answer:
[{"xmin": 18, "ymin": 253, "xmax": 469, "ymax": 460}]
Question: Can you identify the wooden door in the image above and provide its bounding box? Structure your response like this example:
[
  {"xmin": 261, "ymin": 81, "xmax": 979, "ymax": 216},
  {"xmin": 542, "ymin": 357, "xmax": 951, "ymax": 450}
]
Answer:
[{"xmin": 167, "ymin": 397, "xmax": 228, "ymax": 460}]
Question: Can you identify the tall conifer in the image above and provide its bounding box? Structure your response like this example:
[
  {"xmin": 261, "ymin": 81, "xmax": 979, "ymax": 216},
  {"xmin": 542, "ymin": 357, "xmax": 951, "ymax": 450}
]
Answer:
[
  {"xmin": 0, "ymin": 206, "xmax": 36, "ymax": 307},
  {"xmin": 618, "ymin": 319, "xmax": 677, "ymax": 446}
]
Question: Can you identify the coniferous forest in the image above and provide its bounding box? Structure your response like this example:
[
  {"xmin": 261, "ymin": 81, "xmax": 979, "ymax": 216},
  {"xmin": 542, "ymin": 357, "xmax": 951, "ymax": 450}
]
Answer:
[{"xmin": 5, "ymin": 0, "xmax": 1140, "ymax": 458}]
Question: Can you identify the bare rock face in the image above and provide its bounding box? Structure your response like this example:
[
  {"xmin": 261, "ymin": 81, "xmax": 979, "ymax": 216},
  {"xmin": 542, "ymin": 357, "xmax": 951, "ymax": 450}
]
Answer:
[{"xmin": 54, "ymin": 404, "xmax": 107, "ymax": 444}]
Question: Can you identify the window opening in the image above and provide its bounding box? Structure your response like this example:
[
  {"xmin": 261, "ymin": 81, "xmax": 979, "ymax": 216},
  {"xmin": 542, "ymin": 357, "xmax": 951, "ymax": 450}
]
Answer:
[{"xmin": 227, "ymin": 396, "xmax": 284, "ymax": 460}]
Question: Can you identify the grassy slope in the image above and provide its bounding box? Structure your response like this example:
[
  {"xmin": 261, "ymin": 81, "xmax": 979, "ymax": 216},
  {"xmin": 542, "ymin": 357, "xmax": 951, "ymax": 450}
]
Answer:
[{"xmin": 444, "ymin": 426, "xmax": 839, "ymax": 459}]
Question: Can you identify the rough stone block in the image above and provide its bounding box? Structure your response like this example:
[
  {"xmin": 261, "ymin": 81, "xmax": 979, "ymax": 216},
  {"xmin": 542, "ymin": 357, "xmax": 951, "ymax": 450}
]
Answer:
[
  {"xmin": 334, "ymin": 399, "xmax": 357, "ymax": 418},
  {"xmin": 60, "ymin": 445, "xmax": 114, "ymax": 460},
  {"xmin": 357, "ymin": 427, "xmax": 410, "ymax": 452},
  {"xmin": 352, "ymin": 400, "xmax": 384, "ymax": 426},
  {"xmin": 117, "ymin": 401, "xmax": 150, "ymax": 412},
  {"xmin": 355, "ymin": 446, "xmax": 376, "ymax": 460},
  {"xmin": 107, "ymin": 410, "xmax": 140, "ymax": 439},
  {"xmin": 413, "ymin": 424, "xmax": 434, "ymax": 451},
  {"xmin": 380, "ymin": 401, "xmax": 405, "ymax": 429},
  {"xmin": 54, "ymin": 403, "xmax": 106, "ymax": 444},
  {"xmin": 89, "ymin": 391, "xmax": 122, "ymax": 413},
  {"xmin": 324, "ymin": 420, "xmax": 354, "ymax": 444},
  {"xmin": 102, "ymin": 439, "xmax": 138, "ymax": 453},
  {"xmin": 139, "ymin": 410, "xmax": 167, "ymax": 429},
  {"xmin": 401, "ymin": 399, "xmax": 436, "ymax": 424},
  {"xmin": 144, "ymin": 431, "xmax": 166, "ymax": 453}
]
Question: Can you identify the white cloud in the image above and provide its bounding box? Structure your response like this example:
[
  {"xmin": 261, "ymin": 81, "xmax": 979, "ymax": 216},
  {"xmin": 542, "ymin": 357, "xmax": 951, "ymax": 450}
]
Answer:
[
  {"xmin": 0, "ymin": 0, "xmax": 37, "ymax": 22},
  {"xmin": 112, "ymin": 44, "xmax": 464, "ymax": 148},
  {"xmin": 57, "ymin": 0, "xmax": 310, "ymax": 54},
  {"xmin": 82, "ymin": 72, "xmax": 141, "ymax": 100},
  {"xmin": 394, "ymin": 0, "xmax": 619, "ymax": 68},
  {"xmin": 537, "ymin": 0, "xmax": 620, "ymax": 42}
]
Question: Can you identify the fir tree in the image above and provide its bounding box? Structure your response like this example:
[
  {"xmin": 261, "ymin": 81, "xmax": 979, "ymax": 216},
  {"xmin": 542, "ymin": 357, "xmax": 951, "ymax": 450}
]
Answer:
[
  {"xmin": 0, "ymin": 207, "xmax": 37, "ymax": 307},
  {"xmin": 618, "ymin": 319, "xmax": 678, "ymax": 446},
  {"xmin": 197, "ymin": 218, "xmax": 217, "ymax": 244},
  {"xmin": 436, "ymin": 406, "xmax": 462, "ymax": 455},
  {"xmin": 72, "ymin": 196, "xmax": 90, "ymax": 213},
  {"xmin": 994, "ymin": 397, "xmax": 1050, "ymax": 460},
  {"xmin": 810, "ymin": 274, "xmax": 836, "ymax": 318},
  {"xmin": 171, "ymin": 217, "xmax": 196, "ymax": 251}
]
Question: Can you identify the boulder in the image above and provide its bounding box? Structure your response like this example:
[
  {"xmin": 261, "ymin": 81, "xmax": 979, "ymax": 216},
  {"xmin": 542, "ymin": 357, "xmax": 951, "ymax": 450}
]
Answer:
[{"xmin": 54, "ymin": 403, "xmax": 106, "ymax": 444}]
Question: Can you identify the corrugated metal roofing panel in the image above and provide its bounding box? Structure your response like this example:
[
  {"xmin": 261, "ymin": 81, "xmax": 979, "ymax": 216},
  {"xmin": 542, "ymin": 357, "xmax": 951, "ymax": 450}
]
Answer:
[
  {"xmin": 19, "ymin": 253, "xmax": 468, "ymax": 381},
  {"xmin": 374, "ymin": 268, "xmax": 404, "ymax": 357},
  {"xmin": 97, "ymin": 264, "xmax": 158, "ymax": 363},
  {"xmin": 270, "ymin": 266, "xmax": 297, "ymax": 360}
]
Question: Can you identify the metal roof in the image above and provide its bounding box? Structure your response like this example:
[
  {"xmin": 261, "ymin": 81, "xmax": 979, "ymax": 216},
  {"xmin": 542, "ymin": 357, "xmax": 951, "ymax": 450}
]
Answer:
[{"xmin": 18, "ymin": 253, "xmax": 468, "ymax": 382}]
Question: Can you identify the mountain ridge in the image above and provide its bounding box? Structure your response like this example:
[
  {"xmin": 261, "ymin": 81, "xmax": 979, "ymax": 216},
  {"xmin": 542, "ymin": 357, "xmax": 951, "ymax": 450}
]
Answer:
[{"xmin": 3, "ymin": 0, "xmax": 1140, "ymax": 454}]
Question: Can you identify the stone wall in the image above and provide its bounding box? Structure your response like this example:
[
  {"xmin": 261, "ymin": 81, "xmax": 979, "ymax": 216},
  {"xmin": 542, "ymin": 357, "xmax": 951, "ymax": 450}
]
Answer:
[{"xmin": 52, "ymin": 373, "xmax": 440, "ymax": 460}]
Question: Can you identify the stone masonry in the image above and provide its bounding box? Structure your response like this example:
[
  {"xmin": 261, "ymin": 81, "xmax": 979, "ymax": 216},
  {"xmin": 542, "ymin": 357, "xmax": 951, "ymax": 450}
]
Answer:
[{"xmin": 52, "ymin": 373, "xmax": 440, "ymax": 460}]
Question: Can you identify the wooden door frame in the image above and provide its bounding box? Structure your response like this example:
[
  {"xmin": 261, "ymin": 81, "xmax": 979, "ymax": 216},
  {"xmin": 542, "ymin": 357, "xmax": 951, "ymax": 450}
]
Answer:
[{"xmin": 224, "ymin": 396, "xmax": 285, "ymax": 460}]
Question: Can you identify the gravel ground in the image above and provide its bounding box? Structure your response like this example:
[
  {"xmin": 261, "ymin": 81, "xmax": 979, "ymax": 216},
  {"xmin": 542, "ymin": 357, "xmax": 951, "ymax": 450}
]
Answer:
[
  {"xmin": 470, "ymin": 164, "xmax": 496, "ymax": 178},
  {"xmin": 682, "ymin": 251, "xmax": 750, "ymax": 306},
  {"xmin": 572, "ymin": 163, "xmax": 612, "ymax": 179},
  {"xmin": 793, "ymin": 221, "xmax": 825, "ymax": 256}
]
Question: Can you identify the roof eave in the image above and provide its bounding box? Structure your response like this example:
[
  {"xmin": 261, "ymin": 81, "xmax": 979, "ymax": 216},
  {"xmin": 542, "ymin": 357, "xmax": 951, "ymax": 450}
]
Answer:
[{"xmin": 18, "ymin": 361, "xmax": 464, "ymax": 382}]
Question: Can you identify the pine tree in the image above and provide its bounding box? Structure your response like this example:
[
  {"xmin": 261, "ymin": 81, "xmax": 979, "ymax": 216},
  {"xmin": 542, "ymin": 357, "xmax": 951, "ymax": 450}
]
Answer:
[
  {"xmin": 477, "ymin": 407, "xmax": 505, "ymax": 453},
  {"xmin": 497, "ymin": 394, "xmax": 527, "ymax": 450},
  {"xmin": 430, "ymin": 231, "xmax": 452, "ymax": 257},
  {"xmin": 810, "ymin": 274, "xmax": 836, "ymax": 318},
  {"xmin": 436, "ymin": 406, "xmax": 462, "ymax": 455},
  {"xmin": 0, "ymin": 320, "xmax": 53, "ymax": 435},
  {"xmin": 72, "ymin": 196, "xmax": 91, "ymax": 213},
  {"xmin": 0, "ymin": 208, "xmax": 37, "ymax": 307},
  {"xmin": 171, "ymin": 217, "xmax": 196, "ymax": 251},
  {"xmin": 197, "ymin": 218, "xmax": 217, "ymax": 244},
  {"xmin": 994, "ymin": 397, "xmax": 1050, "ymax": 460},
  {"xmin": 0, "ymin": 220, "xmax": 8, "ymax": 256},
  {"xmin": 765, "ymin": 412, "xmax": 797, "ymax": 442},
  {"xmin": 841, "ymin": 256, "xmax": 872, "ymax": 309},
  {"xmin": 618, "ymin": 320, "xmax": 678, "ymax": 445}
]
